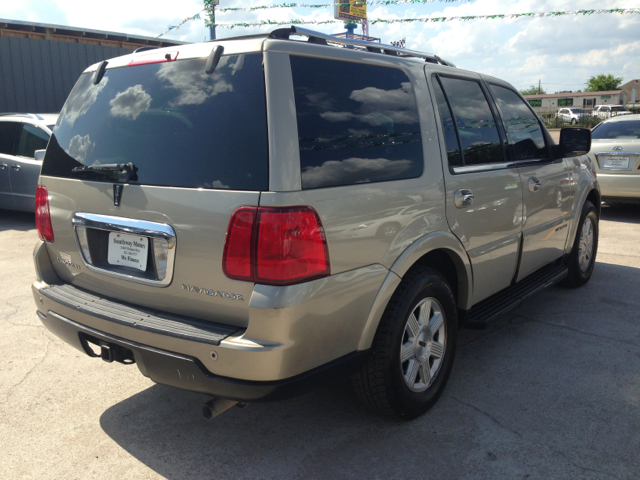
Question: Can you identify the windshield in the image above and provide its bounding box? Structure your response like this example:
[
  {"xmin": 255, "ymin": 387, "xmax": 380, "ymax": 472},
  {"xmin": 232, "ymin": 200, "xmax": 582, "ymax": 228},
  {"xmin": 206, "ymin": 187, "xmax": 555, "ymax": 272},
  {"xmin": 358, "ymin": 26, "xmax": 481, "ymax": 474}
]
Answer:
[
  {"xmin": 592, "ymin": 120, "xmax": 640, "ymax": 139},
  {"xmin": 569, "ymin": 108, "xmax": 583, "ymax": 113},
  {"xmin": 42, "ymin": 54, "xmax": 268, "ymax": 190}
]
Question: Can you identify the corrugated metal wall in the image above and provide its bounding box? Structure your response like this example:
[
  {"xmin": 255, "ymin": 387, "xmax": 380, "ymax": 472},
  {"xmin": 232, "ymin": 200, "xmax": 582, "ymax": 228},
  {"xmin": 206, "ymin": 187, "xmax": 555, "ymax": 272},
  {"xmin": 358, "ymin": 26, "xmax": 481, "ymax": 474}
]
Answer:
[{"xmin": 0, "ymin": 36, "xmax": 133, "ymax": 113}]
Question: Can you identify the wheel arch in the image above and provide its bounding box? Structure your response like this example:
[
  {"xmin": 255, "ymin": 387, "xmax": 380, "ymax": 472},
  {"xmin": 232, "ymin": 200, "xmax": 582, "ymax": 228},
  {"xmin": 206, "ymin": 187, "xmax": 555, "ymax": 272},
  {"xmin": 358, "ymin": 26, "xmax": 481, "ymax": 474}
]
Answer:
[{"xmin": 357, "ymin": 231, "xmax": 472, "ymax": 351}]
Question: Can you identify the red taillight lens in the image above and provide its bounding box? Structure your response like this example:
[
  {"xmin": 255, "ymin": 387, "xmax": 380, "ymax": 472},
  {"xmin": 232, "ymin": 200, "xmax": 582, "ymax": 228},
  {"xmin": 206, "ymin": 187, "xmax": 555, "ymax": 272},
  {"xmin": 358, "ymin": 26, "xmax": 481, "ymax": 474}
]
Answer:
[
  {"xmin": 35, "ymin": 186, "xmax": 54, "ymax": 243},
  {"xmin": 222, "ymin": 207, "xmax": 256, "ymax": 282},
  {"xmin": 223, "ymin": 206, "xmax": 330, "ymax": 286}
]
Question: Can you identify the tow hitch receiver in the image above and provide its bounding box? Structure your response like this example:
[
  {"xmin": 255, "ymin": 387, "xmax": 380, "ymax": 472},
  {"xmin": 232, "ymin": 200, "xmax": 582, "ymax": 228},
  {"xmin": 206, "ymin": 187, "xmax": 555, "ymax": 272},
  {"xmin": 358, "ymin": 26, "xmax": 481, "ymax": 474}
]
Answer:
[{"xmin": 79, "ymin": 333, "xmax": 135, "ymax": 364}]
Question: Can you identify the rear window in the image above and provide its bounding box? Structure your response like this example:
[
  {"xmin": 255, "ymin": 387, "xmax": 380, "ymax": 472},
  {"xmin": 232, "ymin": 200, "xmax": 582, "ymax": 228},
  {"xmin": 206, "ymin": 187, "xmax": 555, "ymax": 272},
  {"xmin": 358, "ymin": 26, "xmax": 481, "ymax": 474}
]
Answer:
[
  {"xmin": 42, "ymin": 54, "xmax": 268, "ymax": 190},
  {"xmin": 592, "ymin": 120, "xmax": 640, "ymax": 139},
  {"xmin": 290, "ymin": 56, "xmax": 423, "ymax": 189}
]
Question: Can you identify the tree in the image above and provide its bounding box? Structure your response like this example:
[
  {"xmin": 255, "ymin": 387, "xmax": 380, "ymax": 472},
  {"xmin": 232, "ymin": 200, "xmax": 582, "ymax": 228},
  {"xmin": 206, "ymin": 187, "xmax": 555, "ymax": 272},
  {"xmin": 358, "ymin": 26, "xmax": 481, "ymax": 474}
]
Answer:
[
  {"xmin": 585, "ymin": 74, "xmax": 623, "ymax": 92},
  {"xmin": 520, "ymin": 85, "xmax": 547, "ymax": 95}
]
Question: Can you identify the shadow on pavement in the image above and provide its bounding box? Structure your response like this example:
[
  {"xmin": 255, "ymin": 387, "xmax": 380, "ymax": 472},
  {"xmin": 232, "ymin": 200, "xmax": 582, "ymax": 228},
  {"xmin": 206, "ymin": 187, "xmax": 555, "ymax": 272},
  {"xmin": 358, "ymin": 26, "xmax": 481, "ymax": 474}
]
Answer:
[
  {"xmin": 0, "ymin": 209, "xmax": 35, "ymax": 232},
  {"xmin": 98, "ymin": 262, "xmax": 640, "ymax": 479},
  {"xmin": 601, "ymin": 201, "xmax": 640, "ymax": 224}
]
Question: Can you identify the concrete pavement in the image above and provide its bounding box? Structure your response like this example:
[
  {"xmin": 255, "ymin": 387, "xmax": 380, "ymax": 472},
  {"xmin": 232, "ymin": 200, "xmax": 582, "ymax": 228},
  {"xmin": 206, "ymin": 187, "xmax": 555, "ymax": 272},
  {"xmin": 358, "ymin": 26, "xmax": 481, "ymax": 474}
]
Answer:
[{"xmin": 1, "ymin": 203, "xmax": 639, "ymax": 480}]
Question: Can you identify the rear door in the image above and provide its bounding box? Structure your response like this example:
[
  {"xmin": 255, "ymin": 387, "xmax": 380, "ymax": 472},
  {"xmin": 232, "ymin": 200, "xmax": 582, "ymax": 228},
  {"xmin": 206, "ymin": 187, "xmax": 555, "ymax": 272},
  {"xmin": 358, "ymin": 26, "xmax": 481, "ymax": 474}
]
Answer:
[
  {"xmin": 487, "ymin": 83, "xmax": 573, "ymax": 281},
  {"xmin": 39, "ymin": 50, "xmax": 269, "ymax": 327},
  {"xmin": 10, "ymin": 122, "xmax": 50, "ymax": 211},
  {"xmin": 430, "ymin": 72, "xmax": 523, "ymax": 304},
  {"xmin": 0, "ymin": 120, "xmax": 21, "ymax": 209}
]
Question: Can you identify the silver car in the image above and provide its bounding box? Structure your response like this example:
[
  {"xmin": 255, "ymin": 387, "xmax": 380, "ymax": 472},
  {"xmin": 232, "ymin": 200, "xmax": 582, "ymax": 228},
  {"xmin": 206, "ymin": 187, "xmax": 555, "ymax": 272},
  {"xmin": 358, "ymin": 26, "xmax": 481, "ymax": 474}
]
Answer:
[
  {"xmin": 31, "ymin": 28, "xmax": 600, "ymax": 420},
  {"xmin": 0, "ymin": 113, "xmax": 58, "ymax": 211},
  {"xmin": 588, "ymin": 114, "xmax": 640, "ymax": 201}
]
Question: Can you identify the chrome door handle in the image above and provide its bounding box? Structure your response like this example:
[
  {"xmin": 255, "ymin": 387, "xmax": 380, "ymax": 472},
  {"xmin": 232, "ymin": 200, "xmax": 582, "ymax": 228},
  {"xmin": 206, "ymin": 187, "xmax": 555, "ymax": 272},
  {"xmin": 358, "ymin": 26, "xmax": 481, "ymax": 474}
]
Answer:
[
  {"xmin": 529, "ymin": 177, "xmax": 541, "ymax": 192},
  {"xmin": 11, "ymin": 164, "xmax": 21, "ymax": 171},
  {"xmin": 454, "ymin": 189, "xmax": 474, "ymax": 208}
]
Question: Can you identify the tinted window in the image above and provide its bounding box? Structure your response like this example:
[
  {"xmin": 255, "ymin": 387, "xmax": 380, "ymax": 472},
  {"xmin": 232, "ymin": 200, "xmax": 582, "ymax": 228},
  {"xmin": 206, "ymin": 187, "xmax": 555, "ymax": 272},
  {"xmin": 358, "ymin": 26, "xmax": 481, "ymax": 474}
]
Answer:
[
  {"xmin": 42, "ymin": 54, "xmax": 268, "ymax": 190},
  {"xmin": 489, "ymin": 85, "xmax": 548, "ymax": 161},
  {"xmin": 17, "ymin": 124, "xmax": 49, "ymax": 158},
  {"xmin": 0, "ymin": 122, "xmax": 21, "ymax": 155},
  {"xmin": 432, "ymin": 78, "xmax": 461, "ymax": 167},
  {"xmin": 438, "ymin": 77, "xmax": 503, "ymax": 166},
  {"xmin": 592, "ymin": 120, "xmax": 640, "ymax": 139},
  {"xmin": 290, "ymin": 56, "xmax": 423, "ymax": 189}
]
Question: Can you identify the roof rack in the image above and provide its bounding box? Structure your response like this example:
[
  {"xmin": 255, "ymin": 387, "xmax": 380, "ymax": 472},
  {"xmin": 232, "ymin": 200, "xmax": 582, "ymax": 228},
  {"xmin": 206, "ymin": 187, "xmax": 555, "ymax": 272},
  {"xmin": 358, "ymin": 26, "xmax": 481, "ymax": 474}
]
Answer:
[{"xmin": 269, "ymin": 26, "xmax": 456, "ymax": 68}]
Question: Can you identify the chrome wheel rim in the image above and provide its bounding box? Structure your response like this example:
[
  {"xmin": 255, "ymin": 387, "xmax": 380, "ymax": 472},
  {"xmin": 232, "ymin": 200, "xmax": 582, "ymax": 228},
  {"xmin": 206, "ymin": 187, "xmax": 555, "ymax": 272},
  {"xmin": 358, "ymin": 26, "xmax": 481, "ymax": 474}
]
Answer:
[
  {"xmin": 400, "ymin": 297, "xmax": 446, "ymax": 393},
  {"xmin": 578, "ymin": 217, "xmax": 595, "ymax": 272}
]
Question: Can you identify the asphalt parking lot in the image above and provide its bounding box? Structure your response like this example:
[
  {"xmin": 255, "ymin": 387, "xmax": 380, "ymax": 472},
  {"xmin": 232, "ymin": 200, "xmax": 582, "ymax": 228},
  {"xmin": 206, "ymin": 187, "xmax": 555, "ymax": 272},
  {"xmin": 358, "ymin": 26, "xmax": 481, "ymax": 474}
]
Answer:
[{"xmin": 1, "ymin": 203, "xmax": 639, "ymax": 480}]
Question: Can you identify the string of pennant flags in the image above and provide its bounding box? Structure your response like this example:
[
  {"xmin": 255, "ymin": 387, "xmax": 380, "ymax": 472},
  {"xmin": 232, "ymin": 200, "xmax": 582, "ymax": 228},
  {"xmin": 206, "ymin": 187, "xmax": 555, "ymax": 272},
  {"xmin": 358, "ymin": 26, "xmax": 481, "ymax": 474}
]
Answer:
[
  {"xmin": 210, "ymin": 8, "xmax": 640, "ymax": 29},
  {"xmin": 157, "ymin": 6, "xmax": 640, "ymax": 37},
  {"xmin": 217, "ymin": 0, "xmax": 469, "ymax": 13}
]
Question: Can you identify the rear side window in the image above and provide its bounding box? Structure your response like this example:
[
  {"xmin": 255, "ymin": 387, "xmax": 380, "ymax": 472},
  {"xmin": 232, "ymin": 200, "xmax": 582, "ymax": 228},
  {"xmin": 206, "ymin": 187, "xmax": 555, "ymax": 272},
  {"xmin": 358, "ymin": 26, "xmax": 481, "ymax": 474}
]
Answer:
[
  {"xmin": 437, "ymin": 76, "xmax": 504, "ymax": 166},
  {"xmin": 432, "ymin": 78, "xmax": 461, "ymax": 167},
  {"xmin": 42, "ymin": 54, "xmax": 268, "ymax": 190},
  {"xmin": 17, "ymin": 124, "xmax": 49, "ymax": 158},
  {"xmin": 290, "ymin": 56, "xmax": 423, "ymax": 189},
  {"xmin": 489, "ymin": 85, "xmax": 548, "ymax": 161},
  {"xmin": 0, "ymin": 122, "xmax": 21, "ymax": 155}
]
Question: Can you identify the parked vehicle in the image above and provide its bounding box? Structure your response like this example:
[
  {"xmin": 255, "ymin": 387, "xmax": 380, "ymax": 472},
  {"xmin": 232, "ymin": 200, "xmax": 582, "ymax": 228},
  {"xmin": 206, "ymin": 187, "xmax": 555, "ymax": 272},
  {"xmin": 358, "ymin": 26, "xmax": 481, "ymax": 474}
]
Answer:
[
  {"xmin": 588, "ymin": 114, "xmax": 640, "ymax": 201},
  {"xmin": 0, "ymin": 113, "xmax": 58, "ymax": 211},
  {"xmin": 31, "ymin": 27, "xmax": 600, "ymax": 420},
  {"xmin": 555, "ymin": 107, "xmax": 589, "ymax": 125},
  {"xmin": 593, "ymin": 105, "xmax": 632, "ymax": 119}
]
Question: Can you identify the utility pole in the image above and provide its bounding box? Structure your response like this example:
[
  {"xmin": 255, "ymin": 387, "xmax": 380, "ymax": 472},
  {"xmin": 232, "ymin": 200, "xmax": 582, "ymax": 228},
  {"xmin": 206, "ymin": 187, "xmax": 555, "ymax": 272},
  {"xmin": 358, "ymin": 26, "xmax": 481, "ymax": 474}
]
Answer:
[
  {"xmin": 206, "ymin": 0, "xmax": 219, "ymax": 40},
  {"xmin": 538, "ymin": 79, "xmax": 541, "ymax": 95}
]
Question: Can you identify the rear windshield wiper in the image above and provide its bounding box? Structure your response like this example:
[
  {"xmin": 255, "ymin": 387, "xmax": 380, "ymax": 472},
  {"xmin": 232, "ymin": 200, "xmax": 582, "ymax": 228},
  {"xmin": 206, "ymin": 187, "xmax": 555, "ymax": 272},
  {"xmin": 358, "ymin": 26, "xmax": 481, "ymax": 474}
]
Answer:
[{"xmin": 72, "ymin": 162, "xmax": 138, "ymax": 182}]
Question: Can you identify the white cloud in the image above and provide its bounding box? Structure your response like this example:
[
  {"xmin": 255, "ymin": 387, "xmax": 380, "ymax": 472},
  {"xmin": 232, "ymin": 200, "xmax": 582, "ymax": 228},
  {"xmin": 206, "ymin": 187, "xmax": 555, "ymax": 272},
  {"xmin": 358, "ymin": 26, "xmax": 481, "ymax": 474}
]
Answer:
[
  {"xmin": 109, "ymin": 84, "xmax": 152, "ymax": 120},
  {"xmin": 66, "ymin": 134, "xmax": 92, "ymax": 162},
  {"xmin": 301, "ymin": 157, "xmax": 414, "ymax": 188},
  {"xmin": 61, "ymin": 77, "xmax": 108, "ymax": 127}
]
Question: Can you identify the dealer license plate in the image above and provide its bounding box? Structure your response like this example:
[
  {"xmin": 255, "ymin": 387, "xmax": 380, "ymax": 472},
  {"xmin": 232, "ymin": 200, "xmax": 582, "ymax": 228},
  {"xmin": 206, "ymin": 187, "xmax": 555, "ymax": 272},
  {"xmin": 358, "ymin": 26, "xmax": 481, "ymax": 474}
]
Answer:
[
  {"xmin": 107, "ymin": 232, "xmax": 148, "ymax": 271},
  {"xmin": 603, "ymin": 156, "xmax": 629, "ymax": 169}
]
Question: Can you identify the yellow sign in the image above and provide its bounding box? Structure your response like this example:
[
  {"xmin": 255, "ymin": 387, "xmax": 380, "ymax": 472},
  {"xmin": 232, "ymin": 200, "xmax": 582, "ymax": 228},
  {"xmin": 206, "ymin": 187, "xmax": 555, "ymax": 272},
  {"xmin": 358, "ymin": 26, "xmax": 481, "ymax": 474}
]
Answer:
[{"xmin": 335, "ymin": 0, "xmax": 367, "ymax": 22}]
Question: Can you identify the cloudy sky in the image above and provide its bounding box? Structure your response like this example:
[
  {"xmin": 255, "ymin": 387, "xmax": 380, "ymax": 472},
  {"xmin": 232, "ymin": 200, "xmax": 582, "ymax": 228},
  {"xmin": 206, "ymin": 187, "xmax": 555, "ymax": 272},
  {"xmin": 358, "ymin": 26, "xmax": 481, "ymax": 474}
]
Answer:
[{"xmin": 2, "ymin": 0, "xmax": 639, "ymax": 92}]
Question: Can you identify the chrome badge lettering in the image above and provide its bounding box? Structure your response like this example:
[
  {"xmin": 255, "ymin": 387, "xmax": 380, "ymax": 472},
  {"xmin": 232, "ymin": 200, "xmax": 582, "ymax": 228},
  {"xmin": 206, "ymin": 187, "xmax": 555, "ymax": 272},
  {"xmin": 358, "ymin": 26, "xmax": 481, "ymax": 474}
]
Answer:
[
  {"xmin": 57, "ymin": 253, "xmax": 81, "ymax": 270},
  {"xmin": 182, "ymin": 284, "xmax": 244, "ymax": 301}
]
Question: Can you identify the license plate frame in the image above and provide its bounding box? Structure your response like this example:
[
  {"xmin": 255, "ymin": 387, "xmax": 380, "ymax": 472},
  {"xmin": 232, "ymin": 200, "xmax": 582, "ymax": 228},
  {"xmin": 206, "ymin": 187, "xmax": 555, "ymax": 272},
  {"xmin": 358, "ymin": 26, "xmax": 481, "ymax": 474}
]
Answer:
[
  {"xmin": 603, "ymin": 156, "xmax": 630, "ymax": 169},
  {"xmin": 107, "ymin": 232, "xmax": 149, "ymax": 271}
]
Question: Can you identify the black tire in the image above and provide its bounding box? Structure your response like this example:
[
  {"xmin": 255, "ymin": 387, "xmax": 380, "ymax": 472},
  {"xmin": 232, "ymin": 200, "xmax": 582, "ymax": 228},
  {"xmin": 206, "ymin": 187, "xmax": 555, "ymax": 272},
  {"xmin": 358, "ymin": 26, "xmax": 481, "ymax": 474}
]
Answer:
[
  {"xmin": 570, "ymin": 118, "xmax": 577, "ymax": 125},
  {"xmin": 564, "ymin": 200, "xmax": 598, "ymax": 287},
  {"xmin": 352, "ymin": 266, "xmax": 457, "ymax": 420}
]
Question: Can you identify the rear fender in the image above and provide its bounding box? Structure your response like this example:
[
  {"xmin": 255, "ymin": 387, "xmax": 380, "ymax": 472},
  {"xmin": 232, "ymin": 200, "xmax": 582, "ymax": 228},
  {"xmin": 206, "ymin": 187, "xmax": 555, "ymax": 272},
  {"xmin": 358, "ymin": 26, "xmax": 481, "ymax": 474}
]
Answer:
[{"xmin": 357, "ymin": 231, "xmax": 472, "ymax": 351}]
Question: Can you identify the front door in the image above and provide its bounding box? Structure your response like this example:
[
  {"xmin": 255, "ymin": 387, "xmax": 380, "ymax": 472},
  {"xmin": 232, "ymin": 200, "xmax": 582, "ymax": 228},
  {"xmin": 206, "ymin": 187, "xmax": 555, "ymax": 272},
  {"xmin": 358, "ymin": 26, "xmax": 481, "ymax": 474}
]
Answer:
[
  {"xmin": 487, "ymin": 84, "xmax": 573, "ymax": 281},
  {"xmin": 430, "ymin": 72, "xmax": 523, "ymax": 304}
]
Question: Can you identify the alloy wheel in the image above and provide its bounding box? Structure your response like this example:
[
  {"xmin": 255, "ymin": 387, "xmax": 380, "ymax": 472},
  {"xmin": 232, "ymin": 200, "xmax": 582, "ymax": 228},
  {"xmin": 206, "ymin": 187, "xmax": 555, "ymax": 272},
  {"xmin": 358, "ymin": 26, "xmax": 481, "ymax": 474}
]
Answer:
[{"xmin": 400, "ymin": 297, "xmax": 446, "ymax": 392}]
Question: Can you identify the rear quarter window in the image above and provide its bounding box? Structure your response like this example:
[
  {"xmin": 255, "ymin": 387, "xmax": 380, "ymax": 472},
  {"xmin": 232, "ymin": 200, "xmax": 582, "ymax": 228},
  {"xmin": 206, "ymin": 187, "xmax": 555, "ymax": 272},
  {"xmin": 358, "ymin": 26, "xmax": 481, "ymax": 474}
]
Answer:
[{"xmin": 290, "ymin": 56, "xmax": 424, "ymax": 189}]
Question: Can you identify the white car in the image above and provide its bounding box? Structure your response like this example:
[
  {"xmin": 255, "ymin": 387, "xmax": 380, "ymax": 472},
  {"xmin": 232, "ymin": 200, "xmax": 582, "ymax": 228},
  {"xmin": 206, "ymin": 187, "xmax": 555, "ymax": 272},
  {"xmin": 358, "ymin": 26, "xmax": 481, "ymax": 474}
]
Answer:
[
  {"xmin": 593, "ymin": 105, "xmax": 632, "ymax": 119},
  {"xmin": 555, "ymin": 107, "xmax": 588, "ymax": 124},
  {"xmin": 0, "ymin": 113, "xmax": 58, "ymax": 211},
  {"xmin": 588, "ymin": 114, "xmax": 640, "ymax": 201}
]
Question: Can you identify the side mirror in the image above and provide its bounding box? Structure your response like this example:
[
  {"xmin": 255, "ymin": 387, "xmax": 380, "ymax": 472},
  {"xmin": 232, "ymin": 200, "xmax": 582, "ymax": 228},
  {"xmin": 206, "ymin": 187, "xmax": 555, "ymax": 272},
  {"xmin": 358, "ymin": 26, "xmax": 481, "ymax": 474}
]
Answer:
[
  {"xmin": 559, "ymin": 128, "xmax": 591, "ymax": 156},
  {"xmin": 34, "ymin": 149, "xmax": 46, "ymax": 161}
]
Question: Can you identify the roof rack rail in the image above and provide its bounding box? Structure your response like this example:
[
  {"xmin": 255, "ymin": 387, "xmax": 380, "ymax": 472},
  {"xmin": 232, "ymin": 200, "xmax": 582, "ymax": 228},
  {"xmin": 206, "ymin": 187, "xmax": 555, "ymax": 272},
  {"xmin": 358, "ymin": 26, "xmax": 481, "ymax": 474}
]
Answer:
[{"xmin": 269, "ymin": 26, "xmax": 456, "ymax": 68}]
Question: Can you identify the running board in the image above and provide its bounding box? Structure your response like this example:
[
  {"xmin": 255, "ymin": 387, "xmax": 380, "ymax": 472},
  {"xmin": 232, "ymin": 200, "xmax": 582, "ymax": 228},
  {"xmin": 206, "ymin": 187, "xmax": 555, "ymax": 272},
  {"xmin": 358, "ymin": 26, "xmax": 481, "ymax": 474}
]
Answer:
[{"xmin": 464, "ymin": 262, "xmax": 568, "ymax": 329}]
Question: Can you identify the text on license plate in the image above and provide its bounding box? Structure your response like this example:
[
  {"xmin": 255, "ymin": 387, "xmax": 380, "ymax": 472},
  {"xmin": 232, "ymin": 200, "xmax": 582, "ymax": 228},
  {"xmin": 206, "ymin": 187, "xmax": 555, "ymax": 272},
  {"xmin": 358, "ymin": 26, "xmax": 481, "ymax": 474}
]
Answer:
[
  {"xmin": 603, "ymin": 156, "xmax": 629, "ymax": 169},
  {"xmin": 107, "ymin": 232, "xmax": 148, "ymax": 271}
]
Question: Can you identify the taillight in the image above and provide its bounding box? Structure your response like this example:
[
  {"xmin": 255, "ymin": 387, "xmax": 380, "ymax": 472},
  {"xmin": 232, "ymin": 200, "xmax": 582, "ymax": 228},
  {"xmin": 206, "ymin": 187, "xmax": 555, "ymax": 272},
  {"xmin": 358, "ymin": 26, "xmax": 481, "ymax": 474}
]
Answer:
[
  {"xmin": 35, "ymin": 186, "xmax": 54, "ymax": 243},
  {"xmin": 223, "ymin": 206, "xmax": 330, "ymax": 286}
]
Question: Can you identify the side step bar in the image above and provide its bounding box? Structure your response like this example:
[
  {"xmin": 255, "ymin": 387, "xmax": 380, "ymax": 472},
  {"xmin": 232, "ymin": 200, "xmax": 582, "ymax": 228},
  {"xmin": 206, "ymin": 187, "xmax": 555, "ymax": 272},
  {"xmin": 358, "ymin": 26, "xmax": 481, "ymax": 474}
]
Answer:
[{"xmin": 464, "ymin": 261, "xmax": 568, "ymax": 329}]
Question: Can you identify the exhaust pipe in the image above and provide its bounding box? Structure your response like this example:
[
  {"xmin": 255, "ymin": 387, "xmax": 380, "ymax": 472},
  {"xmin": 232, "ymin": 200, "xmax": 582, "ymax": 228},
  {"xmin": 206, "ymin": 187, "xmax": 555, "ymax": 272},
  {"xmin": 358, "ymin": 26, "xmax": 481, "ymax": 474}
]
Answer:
[{"xmin": 201, "ymin": 397, "xmax": 239, "ymax": 420}]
